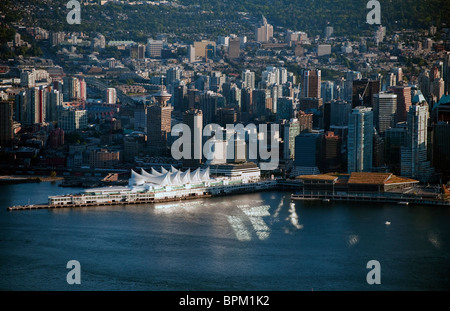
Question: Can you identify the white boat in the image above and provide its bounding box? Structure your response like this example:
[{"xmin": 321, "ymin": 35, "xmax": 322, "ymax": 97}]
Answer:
[
  {"xmin": 385, "ymin": 221, "xmax": 391, "ymax": 225},
  {"xmin": 322, "ymin": 199, "xmax": 331, "ymax": 203},
  {"xmin": 398, "ymin": 201, "xmax": 409, "ymax": 205}
]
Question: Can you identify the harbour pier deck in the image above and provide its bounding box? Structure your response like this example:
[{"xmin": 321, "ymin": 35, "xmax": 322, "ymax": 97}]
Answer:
[
  {"xmin": 291, "ymin": 192, "xmax": 450, "ymax": 206},
  {"xmin": 7, "ymin": 193, "xmax": 213, "ymax": 212}
]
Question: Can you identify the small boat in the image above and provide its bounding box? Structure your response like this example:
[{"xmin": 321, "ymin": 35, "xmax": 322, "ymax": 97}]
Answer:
[
  {"xmin": 322, "ymin": 199, "xmax": 331, "ymax": 203},
  {"xmin": 385, "ymin": 221, "xmax": 391, "ymax": 225},
  {"xmin": 398, "ymin": 201, "xmax": 409, "ymax": 206}
]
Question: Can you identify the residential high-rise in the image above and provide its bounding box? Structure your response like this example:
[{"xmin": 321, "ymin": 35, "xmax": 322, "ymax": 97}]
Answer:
[
  {"xmin": 255, "ymin": 15, "xmax": 273, "ymax": 43},
  {"xmin": 188, "ymin": 45, "xmax": 196, "ymax": 63},
  {"xmin": 390, "ymin": 86, "xmax": 411, "ymax": 123},
  {"xmin": 373, "ymin": 92, "xmax": 397, "ymax": 135},
  {"xmin": 0, "ymin": 101, "xmax": 14, "ymax": 147},
  {"xmin": 401, "ymin": 103, "xmax": 434, "ymax": 182},
  {"xmin": 26, "ymin": 87, "xmax": 46, "ymax": 124},
  {"xmin": 347, "ymin": 106, "xmax": 374, "ymax": 173},
  {"xmin": 46, "ymin": 89, "xmax": 62, "ymax": 123},
  {"xmin": 14, "ymin": 91, "xmax": 27, "ymax": 124},
  {"xmin": 303, "ymin": 69, "xmax": 321, "ymax": 98},
  {"xmin": 63, "ymin": 76, "xmax": 80, "ymax": 102},
  {"xmin": 105, "ymin": 88, "xmax": 117, "ymax": 105},
  {"xmin": 147, "ymin": 87, "xmax": 173, "ymax": 155},
  {"xmin": 352, "ymin": 79, "xmax": 380, "ymax": 108},
  {"xmin": 281, "ymin": 119, "xmax": 300, "ymax": 160},
  {"xmin": 242, "ymin": 70, "xmax": 256, "ymax": 90},
  {"xmin": 182, "ymin": 109, "xmax": 203, "ymax": 168}
]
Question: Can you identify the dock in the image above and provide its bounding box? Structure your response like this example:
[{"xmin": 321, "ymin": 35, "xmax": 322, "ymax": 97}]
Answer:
[
  {"xmin": 7, "ymin": 193, "xmax": 212, "ymax": 212},
  {"xmin": 291, "ymin": 192, "xmax": 450, "ymax": 206}
]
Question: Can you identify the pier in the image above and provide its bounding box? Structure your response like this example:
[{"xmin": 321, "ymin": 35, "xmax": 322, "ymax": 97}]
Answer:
[
  {"xmin": 7, "ymin": 193, "xmax": 213, "ymax": 212},
  {"xmin": 291, "ymin": 192, "xmax": 450, "ymax": 206}
]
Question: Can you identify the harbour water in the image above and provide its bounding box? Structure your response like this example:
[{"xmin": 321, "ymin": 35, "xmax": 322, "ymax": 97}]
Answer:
[{"xmin": 0, "ymin": 181, "xmax": 449, "ymax": 291}]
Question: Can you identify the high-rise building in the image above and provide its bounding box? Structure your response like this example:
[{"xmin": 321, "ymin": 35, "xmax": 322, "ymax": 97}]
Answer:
[
  {"xmin": 390, "ymin": 86, "xmax": 411, "ymax": 123},
  {"xmin": 105, "ymin": 88, "xmax": 117, "ymax": 105},
  {"xmin": 401, "ymin": 103, "xmax": 434, "ymax": 182},
  {"xmin": 188, "ymin": 45, "xmax": 196, "ymax": 63},
  {"xmin": 0, "ymin": 101, "xmax": 14, "ymax": 147},
  {"xmin": 294, "ymin": 133, "xmax": 322, "ymax": 174},
  {"xmin": 321, "ymin": 81, "xmax": 335, "ymax": 103},
  {"xmin": 297, "ymin": 110, "xmax": 313, "ymax": 134},
  {"xmin": 373, "ymin": 92, "xmax": 397, "ymax": 135},
  {"xmin": 321, "ymin": 131, "xmax": 342, "ymax": 173},
  {"xmin": 200, "ymin": 91, "xmax": 223, "ymax": 126},
  {"xmin": 242, "ymin": 70, "xmax": 256, "ymax": 90},
  {"xmin": 182, "ymin": 109, "xmax": 203, "ymax": 168},
  {"xmin": 131, "ymin": 44, "xmax": 146, "ymax": 60},
  {"xmin": 134, "ymin": 102, "xmax": 148, "ymax": 132},
  {"xmin": 147, "ymin": 87, "xmax": 173, "ymax": 155},
  {"xmin": 303, "ymin": 70, "xmax": 321, "ymax": 98},
  {"xmin": 352, "ymin": 79, "xmax": 380, "ymax": 108},
  {"xmin": 255, "ymin": 15, "xmax": 273, "ymax": 43},
  {"xmin": 432, "ymin": 122, "xmax": 450, "ymax": 182},
  {"xmin": 166, "ymin": 67, "xmax": 182, "ymax": 87},
  {"xmin": 46, "ymin": 89, "xmax": 62, "ymax": 123},
  {"xmin": 147, "ymin": 39, "xmax": 164, "ymax": 58},
  {"xmin": 443, "ymin": 52, "xmax": 450, "ymax": 95},
  {"xmin": 240, "ymin": 87, "xmax": 253, "ymax": 122},
  {"xmin": 228, "ymin": 38, "xmax": 241, "ymax": 59},
  {"xmin": 14, "ymin": 91, "xmax": 27, "ymax": 124},
  {"xmin": 325, "ymin": 26, "xmax": 334, "ymax": 39},
  {"xmin": 63, "ymin": 76, "xmax": 80, "ymax": 102},
  {"xmin": 58, "ymin": 109, "xmax": 88, "ymax": 133},
  {"xmin": 347, "ymin": 106, "xmax": 374, "ymax": 173},
  {"xmin": 281, "ymin": 119, "xmax": 300, "ymax": 160},
  {"xmin": 252, "ymin": 89, "xmax": 272, "ymax": 118},
  {"xmin": 193, "ymin": 40, "xmax": 216, "ymax": 59},
  {"xmin": 26, "ymin": 87, "xmax": 46, "ymax": 124},
  {"xmin": 384, "ymin": 127, "xmax": 407, "ymax": 171},
  {"xmin": 276, "ymin": 97, "xmax": 294, "ymax": 121}
]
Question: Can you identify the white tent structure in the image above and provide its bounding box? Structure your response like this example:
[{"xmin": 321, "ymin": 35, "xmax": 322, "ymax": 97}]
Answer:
[{"xmin": 129, "ymin": 167, "xmax": 213, "ymax": 188}]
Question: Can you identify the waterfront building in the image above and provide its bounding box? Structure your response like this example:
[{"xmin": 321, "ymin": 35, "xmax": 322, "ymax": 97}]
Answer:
[
  {"xmin": 347, "ymin": 106, "xmax": 374, "ymax": 173},
  {"xmin": 294, "ymin": 132, "xmax": 322, "ymax": 175},
  {"xmin": 384, "ymin": 127, "xmax": 407, "ymax": 171}
]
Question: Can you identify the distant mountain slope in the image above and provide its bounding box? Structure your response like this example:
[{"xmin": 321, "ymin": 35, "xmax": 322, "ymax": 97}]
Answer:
[{"xmin": 1, "ymin": 0, "xmax": 448, "ymax": 39}]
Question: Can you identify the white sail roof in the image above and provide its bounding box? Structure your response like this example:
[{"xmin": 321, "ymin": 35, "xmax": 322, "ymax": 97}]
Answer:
[{"xmin": 130, "ymin": 167, "xmax": 212, "ymax": 188}]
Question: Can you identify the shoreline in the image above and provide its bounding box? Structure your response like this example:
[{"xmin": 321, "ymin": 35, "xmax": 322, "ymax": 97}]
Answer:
[{"xmin": 0, "ymin": 176, "xmax": 64, "ymax": 185}]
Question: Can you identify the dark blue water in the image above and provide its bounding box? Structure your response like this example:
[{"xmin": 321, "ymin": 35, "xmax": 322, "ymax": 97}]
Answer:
[{"xmin": 0, "ymin": 182, "xmax": 449, "ymax": 291}]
